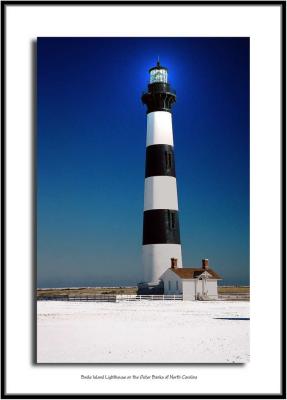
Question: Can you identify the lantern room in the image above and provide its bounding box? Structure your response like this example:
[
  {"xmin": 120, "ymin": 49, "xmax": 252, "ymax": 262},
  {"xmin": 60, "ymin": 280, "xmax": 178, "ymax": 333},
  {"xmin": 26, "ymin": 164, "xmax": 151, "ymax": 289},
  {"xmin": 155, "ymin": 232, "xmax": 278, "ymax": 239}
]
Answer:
[{"xmin": 149, "ymin": 61, "xmax": 168, "ymax": 84}]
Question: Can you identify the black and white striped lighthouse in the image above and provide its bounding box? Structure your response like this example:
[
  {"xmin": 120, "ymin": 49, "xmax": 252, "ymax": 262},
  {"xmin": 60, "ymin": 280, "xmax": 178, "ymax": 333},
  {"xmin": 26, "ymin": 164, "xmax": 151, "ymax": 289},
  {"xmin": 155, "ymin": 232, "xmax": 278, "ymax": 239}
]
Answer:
[{"xmin": 139, "ymin": 60, "xmax": 182, "ymax": 293}]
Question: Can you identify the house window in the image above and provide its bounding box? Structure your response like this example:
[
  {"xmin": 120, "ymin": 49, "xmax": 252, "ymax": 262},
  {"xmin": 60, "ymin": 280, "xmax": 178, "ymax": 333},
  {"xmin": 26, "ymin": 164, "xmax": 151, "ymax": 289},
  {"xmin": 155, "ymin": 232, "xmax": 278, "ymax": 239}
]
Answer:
[
  {"xmin": 168, "ymin": 281, "xmax": 171, "ymax": 291},
  {"xmin": 176, "ymin": 281, "xmax": 178, "ymax": 290}
]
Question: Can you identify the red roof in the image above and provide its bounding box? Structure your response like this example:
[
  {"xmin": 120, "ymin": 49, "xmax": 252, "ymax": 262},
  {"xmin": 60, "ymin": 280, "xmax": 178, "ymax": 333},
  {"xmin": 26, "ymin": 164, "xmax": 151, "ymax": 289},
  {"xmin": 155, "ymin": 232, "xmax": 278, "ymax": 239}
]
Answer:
[{"xmin": 169, "ymin": 268, "xmax": 222, "ymax": 280}]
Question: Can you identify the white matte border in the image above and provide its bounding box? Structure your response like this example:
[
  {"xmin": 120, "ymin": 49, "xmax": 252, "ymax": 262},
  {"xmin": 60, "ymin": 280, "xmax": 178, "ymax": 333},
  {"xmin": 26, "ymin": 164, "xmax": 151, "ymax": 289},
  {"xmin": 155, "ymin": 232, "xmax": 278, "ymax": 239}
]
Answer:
[{"xmin": 4, "ymin": 3, "xmax": 283, "ymax": 397}]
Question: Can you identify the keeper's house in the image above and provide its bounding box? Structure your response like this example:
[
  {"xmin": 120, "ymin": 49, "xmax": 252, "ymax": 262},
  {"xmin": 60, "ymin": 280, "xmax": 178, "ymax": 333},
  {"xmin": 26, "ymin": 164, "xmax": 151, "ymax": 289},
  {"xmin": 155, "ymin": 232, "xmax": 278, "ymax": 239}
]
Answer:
[{"xmin": 160, "ymin": 258, "xmax": 222, "ymax": 300}]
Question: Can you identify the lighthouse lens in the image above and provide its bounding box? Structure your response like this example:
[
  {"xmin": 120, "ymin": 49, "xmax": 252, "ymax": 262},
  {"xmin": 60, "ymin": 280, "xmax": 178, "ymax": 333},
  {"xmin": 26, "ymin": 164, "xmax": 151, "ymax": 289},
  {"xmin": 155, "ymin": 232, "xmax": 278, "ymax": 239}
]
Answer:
[{"xmin": 150, "ymin": 68, "xmax": 168, "ymax": 84}]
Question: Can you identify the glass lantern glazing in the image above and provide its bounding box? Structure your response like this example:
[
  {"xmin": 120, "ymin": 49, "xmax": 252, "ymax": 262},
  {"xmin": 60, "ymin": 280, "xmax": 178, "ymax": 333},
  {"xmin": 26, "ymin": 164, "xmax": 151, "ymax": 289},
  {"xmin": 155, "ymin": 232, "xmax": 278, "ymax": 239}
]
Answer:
[{"xmin": 150, "ymin": 68, "xmax": 168, "ymax": 84}]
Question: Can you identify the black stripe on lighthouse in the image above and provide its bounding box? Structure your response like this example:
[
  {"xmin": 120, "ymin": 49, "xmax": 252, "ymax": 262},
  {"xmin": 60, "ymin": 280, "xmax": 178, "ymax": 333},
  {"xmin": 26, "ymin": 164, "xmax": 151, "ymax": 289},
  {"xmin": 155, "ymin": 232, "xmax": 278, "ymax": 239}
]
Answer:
[
  {"xmin": 145, "ymin": 144, "xmax": 176, "ymax": 178},
  {"xmin": 143, "ymin": 209, "xmax": 181, "ymax": 245}
]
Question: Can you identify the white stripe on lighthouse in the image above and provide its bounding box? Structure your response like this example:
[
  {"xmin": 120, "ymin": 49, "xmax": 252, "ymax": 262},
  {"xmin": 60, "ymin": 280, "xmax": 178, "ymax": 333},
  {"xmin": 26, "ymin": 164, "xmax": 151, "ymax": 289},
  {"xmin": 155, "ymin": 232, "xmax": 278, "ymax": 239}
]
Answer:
[
  {"xmin": 144, "ymin": 176, "xmax": 179, "ymax": 211},
  {"xmin": 146, "ymin": 111, "xmax": 174, "ymax": 147},
  {"xmin": 142, "ymin": 244, "xmax": 183, "ymax": 283}
]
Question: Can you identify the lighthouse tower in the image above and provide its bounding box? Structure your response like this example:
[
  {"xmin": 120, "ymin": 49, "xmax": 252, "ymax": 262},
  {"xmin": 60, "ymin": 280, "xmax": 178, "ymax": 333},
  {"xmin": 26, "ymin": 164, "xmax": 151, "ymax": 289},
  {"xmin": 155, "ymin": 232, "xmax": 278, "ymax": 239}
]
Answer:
[{"xmin": 139, "ymin": 60, "xmax": 182, "ymax": 293}]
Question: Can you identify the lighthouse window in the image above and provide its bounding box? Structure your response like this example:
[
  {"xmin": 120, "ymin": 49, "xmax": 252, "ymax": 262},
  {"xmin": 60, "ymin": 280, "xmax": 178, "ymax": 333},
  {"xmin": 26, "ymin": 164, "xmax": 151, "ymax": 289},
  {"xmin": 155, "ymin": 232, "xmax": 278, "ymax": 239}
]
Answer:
[
  {"xmin": 165, "ymin": 151, "xmax": 172, "ymax": 170},
  {"xmin": 176, "ymin": 281, "xmax": 179, "ymax": 290},
  {"xmin": 168, "ymin": 210, "xmax": 176, "ymax": 230},
  {"xmin": 168, "ymin": 281, "xmax": 171, "ymax": 290},
  {"xmin": 171, "ymin": 212, "xmax": 176, "ymax": 229},
  {"xmin": 172, "ymin": 213, "xmax": 175, "ymax": 229}
]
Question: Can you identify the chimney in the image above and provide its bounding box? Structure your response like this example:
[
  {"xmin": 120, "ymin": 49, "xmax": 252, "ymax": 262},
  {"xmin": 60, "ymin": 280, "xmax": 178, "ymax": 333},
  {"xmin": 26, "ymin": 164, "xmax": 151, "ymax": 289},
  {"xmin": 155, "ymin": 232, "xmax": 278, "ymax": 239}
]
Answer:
[
  {"xmin": 171, "ymin": 258, "xmax": 178, "ymax": 269},
  {"xmin": 202, "ymin": 259, "xmax": 209, "ymax": 270}
]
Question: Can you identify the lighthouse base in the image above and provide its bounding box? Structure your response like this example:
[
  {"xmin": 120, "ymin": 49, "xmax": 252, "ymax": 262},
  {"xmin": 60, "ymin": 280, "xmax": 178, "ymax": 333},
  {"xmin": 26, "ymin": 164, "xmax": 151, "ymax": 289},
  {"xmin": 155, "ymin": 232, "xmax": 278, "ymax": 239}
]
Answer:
[
  {"xmin": 142, "ymin": 244, "xmax": 182, "ymax": 283},
  {"xmin": 137, "ymin": 280, "xmax": 164, "ymax": 295}
]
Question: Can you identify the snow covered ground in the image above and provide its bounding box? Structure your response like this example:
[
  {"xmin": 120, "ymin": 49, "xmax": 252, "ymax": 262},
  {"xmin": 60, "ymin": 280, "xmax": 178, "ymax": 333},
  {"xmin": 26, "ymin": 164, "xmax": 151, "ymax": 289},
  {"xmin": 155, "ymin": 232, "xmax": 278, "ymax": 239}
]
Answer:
[{"xmin": 37, "ymin": 300, "xmax": 249, "ymax": 363}]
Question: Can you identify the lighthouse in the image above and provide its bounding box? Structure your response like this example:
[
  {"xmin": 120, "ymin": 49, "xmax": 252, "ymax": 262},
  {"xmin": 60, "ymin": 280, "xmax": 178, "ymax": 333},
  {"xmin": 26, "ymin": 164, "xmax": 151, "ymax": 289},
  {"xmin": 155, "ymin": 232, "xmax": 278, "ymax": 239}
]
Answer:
[{"xmin": 139, "ymin": 60, "xmax": 183, "ymax": 294}]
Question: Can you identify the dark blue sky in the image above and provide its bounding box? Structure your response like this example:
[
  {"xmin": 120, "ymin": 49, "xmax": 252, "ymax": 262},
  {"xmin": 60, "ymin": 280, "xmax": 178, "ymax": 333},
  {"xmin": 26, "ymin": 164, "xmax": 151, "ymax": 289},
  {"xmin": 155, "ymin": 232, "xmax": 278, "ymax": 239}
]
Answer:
[{"xmin": 37, "ymin": 37, "xmax": 249, "ymax": 288}]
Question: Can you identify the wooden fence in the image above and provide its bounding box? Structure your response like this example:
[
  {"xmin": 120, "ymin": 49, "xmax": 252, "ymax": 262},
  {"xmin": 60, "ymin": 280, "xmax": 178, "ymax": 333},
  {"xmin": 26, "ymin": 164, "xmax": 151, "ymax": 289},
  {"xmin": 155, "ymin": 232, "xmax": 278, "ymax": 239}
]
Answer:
[
  {"xmin": 37, "ymin": 293, "xmax": 249, "ymax": 302},
  {"xmin": 37, "ymin": 294, "xmax": 183, "ymax": 302}
]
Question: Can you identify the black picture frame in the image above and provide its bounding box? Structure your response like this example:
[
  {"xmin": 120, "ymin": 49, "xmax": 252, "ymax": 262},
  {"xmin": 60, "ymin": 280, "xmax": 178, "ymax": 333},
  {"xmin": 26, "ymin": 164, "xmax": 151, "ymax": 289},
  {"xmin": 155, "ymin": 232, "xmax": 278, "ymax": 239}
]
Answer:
[{"xmin": 1, "ymin": 1, "xmax": 286, "ymax": 398}]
